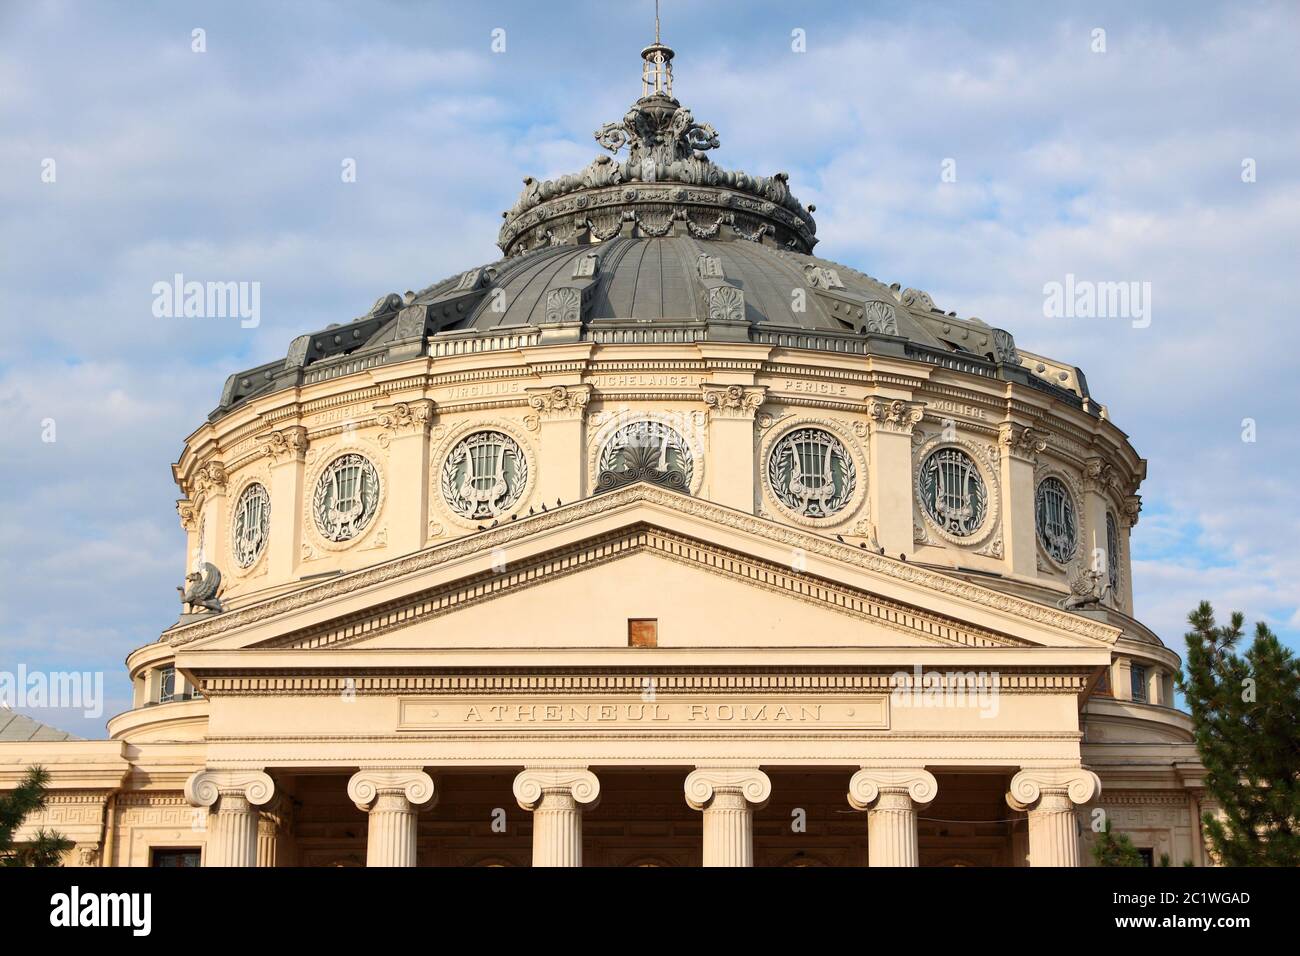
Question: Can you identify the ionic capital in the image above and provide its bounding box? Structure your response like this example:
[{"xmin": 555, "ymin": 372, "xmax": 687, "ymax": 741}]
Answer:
[
  {"xmin": 865, "ymin": 397, "xmax": 925, "ymax": 435},
  {"xmin": 512, "ymin": 767, "xmax": 601, "ymax": 811},
  {"xmin": 701, "ymin": 384, "xmax": 766, "ymax": 421},
  {"xmin": 847, "ymin": 767, "xmax": 938, "ymax": 810},
  {"xmin": 184, "ymin": 769, "xmax": 276, "ymax": 809},
  {"xmin": 373, "ymin": 399, "xmax": 435, "ymax": 441},
  {"xmin": 999, "ymin": 422, "xmax": 1048, "ymax": 464},
  {"xmin": 190, "ymin": 460, "xmax": 229, "ymax": 497},
  {"xmin": 684, "ymin": 767, "xmax": 772, "ymax": 811},
  {"xmin": 347, "ymin": 768, "xmax": 437, "ymax": 812},
  {"xmin": 1006, "ymin": 768, "xmax": 1101, "ymax": 812},
  {"xmin": 525, "ymin": 385, "xmax": 591, "ymax": 422},
  {"xmin": 1083, "ymin": 456, "xmax": 1117, "ymax": 494},
  {"xmin": 1122, "ymin": 494, "xmax": 1142, "ymax": 528},
  {"xmin": 176, "ymin": 498, "xmax": 198, "ymax": 532},
  {"xmin": 258, "ymin": 425, "xmax": 309, "ymax": 464}
]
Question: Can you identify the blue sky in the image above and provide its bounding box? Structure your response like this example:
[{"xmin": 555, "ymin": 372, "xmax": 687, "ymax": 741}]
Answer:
[{"xmin": 2, "ymin": 1, "xmax": 1298, "ymax": 736}]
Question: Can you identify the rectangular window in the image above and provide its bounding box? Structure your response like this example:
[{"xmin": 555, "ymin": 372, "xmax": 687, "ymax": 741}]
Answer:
[
  {"xmin": 1130, "ymin": 664, "xmax": 1148, "ymax": 702},
  {"xmin": 1137, "ymin": 848, "xmax": 1155, "ymax": 867},
  {"xmin": 151, "ymin": 848, "xmax": 201, "ymax": 867},
  {"xmin": 628, "ymin": 619, "xmax": 657, "ymax": 648},
  {"xmin": 1094, "ymin": 668, "xmax": 1112, "ymax": 697}
]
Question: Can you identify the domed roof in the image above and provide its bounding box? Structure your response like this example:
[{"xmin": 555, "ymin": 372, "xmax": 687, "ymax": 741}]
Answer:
[{"xmin": 211, "ymin": 39, "xmax": 1087, "ymax": 421}]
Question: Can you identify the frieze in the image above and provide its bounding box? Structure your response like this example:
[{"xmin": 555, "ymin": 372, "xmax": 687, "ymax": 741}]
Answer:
[
  {"xmin": 398, "ymin": 696, "xmax": 888, "ymax": 731},
  {"xmin": 931, "ymin": 399, "xmax": 988, "ymax": 422},
  {"xmin": 783, "ymin": 379, "xmax": 851, "ymax": 396},
  {"xmin": 440, "ymin": 381, "xmax": 525, "ymax": 400},
  {"xmin": 306, "ymin": 405, "xmax": 373, "ymax": 427},
  {"xmin": 591, "ymin": 373, "xmax": 707, "ymax": 389}
]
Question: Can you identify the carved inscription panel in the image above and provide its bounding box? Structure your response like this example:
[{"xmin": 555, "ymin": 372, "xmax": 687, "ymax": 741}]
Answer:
[{"xmin": 398, "ymin": 695, "xmax": 889, "ymax": 732}]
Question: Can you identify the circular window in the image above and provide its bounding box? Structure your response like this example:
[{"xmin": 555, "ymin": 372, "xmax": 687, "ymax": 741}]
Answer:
[
  {"xmin": 312, "ymin": 454, "xmax": 381, "ymax": 542},
  {"xmin": 1036, "ymin": 476, "xmax": 1077, "ymax": 564},
  {"xmin": 918, "ymin": 447, "xmax": 988, "ymax": 537},
  {"xmin": 595, "ymin": 420, "xmax": 694, "ymax": 493},
  {"xmin": 766, "ymin": 427, "xmax": 856, "ymax": 518},
  {"xmin": 440, "ymin": 430, "xmax": 529, "ymax": 519},
  {"xmin": 231, "ymin": 482, "xmax": 270, "ymax": 568}
]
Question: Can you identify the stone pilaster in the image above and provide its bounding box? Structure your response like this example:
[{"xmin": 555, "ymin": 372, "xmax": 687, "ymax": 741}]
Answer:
[
  {"xmin": 998, "ymin": 422, "xmax": 1047, "ymax": 577},
  {"xmin": 513, "ymin": 767, "xmax": 601, "ymax": 867},
  {"xmin": 184, "ymin": 770, "xmax": 276, "ymax": 867},
  {"xmin": 1006, "ymin": 768, "xmax": 1101, "ymax": 867},
  {"xmin": 347, "ymin": 768, "xmax": 437, "ymax": 867},
  {"xmin": 259, "ymin": 425, "xmax": 308, "ymax": 581},
  {"xmin": 525, "ymin": 385, "xmax": 590, "ymax": 502},
  {"xmin": 701, "ymin": 384, "xmax": 766, "ymax": 512},
  {"xmin": 684, "ymin": 767, "xmax": 771, "ymax": 867},
  {"xmin": 847, "ymin": 767, "xmax": 937, "ymax": 867},
  {"xmin": 189, "ymin": 460, "xmax": 229, "ymax": 569},
  {"xmin": 374, "ymin": 399, "xmax": 435, "ymax": 553},
  {"xmin": 1119, "ymin": 493, "xmax": 1142, "ymax": 612},
  {"xmin": 864, "ymin": 397, "xmax": 924, "ymax": 556},
  {"xmin": 1081, "ymin": 456, "xmax": 1118, "ymax": 603}
]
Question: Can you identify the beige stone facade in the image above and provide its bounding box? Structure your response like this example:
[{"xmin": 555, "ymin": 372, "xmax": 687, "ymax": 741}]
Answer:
[{"xmin": 0, "ymin": 339, "xmax": 1209, "ymax": 867}]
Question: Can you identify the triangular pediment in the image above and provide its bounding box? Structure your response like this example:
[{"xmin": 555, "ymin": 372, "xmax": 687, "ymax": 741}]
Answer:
[{"xmin": 168, "ymin": 484, "xmax": 1118, "ymax": 662}]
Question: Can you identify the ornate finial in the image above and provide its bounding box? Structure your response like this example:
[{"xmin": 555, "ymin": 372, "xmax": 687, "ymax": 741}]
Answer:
[{"xmin": 642, "ymin": 1, "xmax": 673, "ymax": 98}]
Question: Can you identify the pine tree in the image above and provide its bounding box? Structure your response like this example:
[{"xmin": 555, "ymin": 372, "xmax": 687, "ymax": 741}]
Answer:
[
  {"xmin": 1179, "ymin": 602, "xmax": 1300, "ymax": 866},
  {"xmin": 0, "ymin": 765, "xmax": 74, "ymax": 867},
  {"xmin": 1091, "ymin": 817, "xmax": 1145, "ymax": 866}
]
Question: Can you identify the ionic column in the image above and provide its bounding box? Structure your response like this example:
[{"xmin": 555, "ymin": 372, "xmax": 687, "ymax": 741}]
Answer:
[
  {"xmin": 684, "ymin": 768, "xmax": 771, "ymax": 867},
  {"xmin": 184, "ymin": 770, "xmax": 276, "ymax": 867},
  {"xmin": 256, "ymin": 794, "xmax": 294, "ymax": 868},
  {"xmin": 513, "ymin": 767, "xmax": 600, "ymax": 867},
  {"xmin": 847, "ymin": 767, "xmax": 937, "ymax": 867},
  {"xmin": 347, "ymin": 769, "xmax": 436, "ymax": 867},
  {"xmin": 1006, "ymin": 768, "xmax": 1101, "ymax": 867}
]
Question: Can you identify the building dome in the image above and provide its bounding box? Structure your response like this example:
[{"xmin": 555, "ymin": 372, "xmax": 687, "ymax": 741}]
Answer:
[{"xmin": 213, "ymin": 58, "xmax": 1058, "ymax": 421}]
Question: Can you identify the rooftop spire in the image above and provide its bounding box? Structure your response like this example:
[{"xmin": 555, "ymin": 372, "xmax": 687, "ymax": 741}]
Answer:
[{"xmin": 641, "ymin": 0, "xmax": 674, "ymax": 98}]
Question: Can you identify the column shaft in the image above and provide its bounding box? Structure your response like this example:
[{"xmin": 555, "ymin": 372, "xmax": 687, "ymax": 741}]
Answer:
[
  {"xmin": 532, "ymin": 791, "xmax": 583, "ymax": 867},
  {"xmin": 366, "ymin": 792, "xmax": 420, "ymax": 867},
  {"xmin": 701, "ymin": 791, "xmax": 754, "ymax": 867},
  {"xmin": 867, "ymin": 790, "xmax": 920, "ymax": 867},
  {"xmin": 208, "ymin": 793, "xmax": 258, "ymax": 867},
  {"xmin": 1027, "ymin": 791, "xmax": 1081, "ymax": 867}
]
